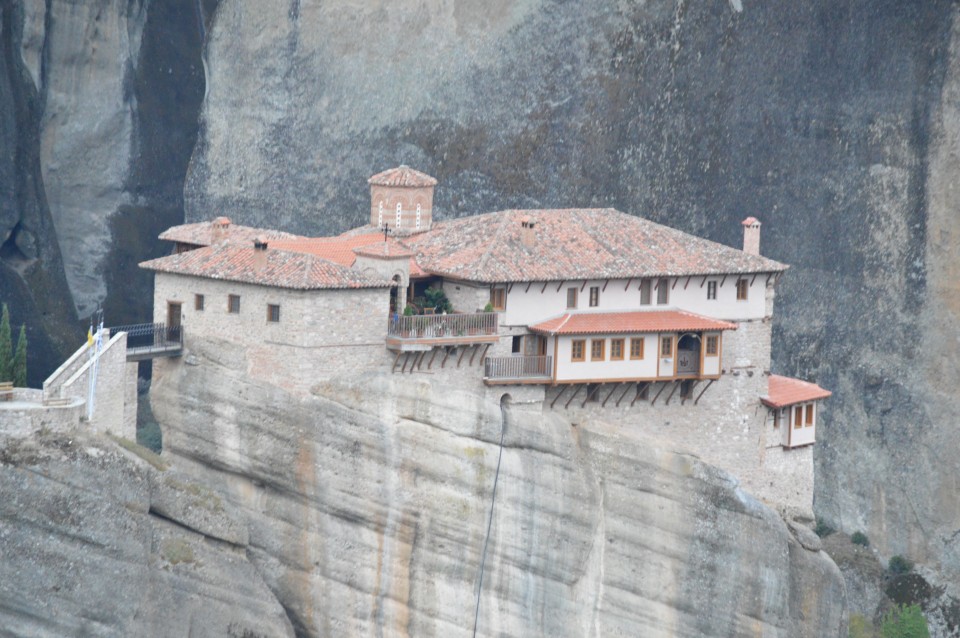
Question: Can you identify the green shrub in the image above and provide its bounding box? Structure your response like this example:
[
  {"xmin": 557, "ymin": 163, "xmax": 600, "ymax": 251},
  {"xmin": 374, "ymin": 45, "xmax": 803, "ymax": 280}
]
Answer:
[
  {"xmin": 12, "ymin": 325, "xmax": 27, "ymax": 387},
  {"xmin": 403, "ymin": 305, "xmax": 414, "ymax": 316},
  {"xmin": 0, "ymin": 304, "xmax": 11, "ymax": 382},
  {"xmin": 138, "ymin": 420, "xmax": 163, "ymax": 454},
  {"xmin": 424, "ymin": 286, "xmax": 453, "ymax": 313},
  {"xmin": 880, "ymin": 604, "xmax": 929, "ymax": 638},
  {"xmin": 814, "ymin": 518, "xmax": 836, "ymax": 538},
  {"xmin": 483, "ymin": 302, "xmax": 495, "ymax": 313},
  {"xmin": 852, "ymin": 531, "xmax": 870, "ymax": 547},
  {"xmin": 888, "ymin": 555, "xmax": 914, "ymax": 575}
]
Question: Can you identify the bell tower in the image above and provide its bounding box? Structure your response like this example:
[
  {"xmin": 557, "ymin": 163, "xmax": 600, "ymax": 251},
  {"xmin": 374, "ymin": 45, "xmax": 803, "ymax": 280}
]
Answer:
[{"xmin": 368, "ymin": 165, "xmax": 437, "ymax": 234}]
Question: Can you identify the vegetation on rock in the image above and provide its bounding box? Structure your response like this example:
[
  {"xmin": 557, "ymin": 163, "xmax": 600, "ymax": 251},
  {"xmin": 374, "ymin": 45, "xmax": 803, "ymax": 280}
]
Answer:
[
  {"xmin": 852, "ymin": 531, "xmax": 871, "ymax": 547},
  {"xmin": 888, "ymin": 555, "xmax": 914, "ymax": 576},
  {"xmin": 0, "ymin": 304, "xmax": 11, "ymax": 381},
  {"xmin": 13, "ymin": 325, "xmax": 27, "ymax": 387},
  {"xmin": 880, "ymin": 604, "xmax": 929, "ymax": 638}
]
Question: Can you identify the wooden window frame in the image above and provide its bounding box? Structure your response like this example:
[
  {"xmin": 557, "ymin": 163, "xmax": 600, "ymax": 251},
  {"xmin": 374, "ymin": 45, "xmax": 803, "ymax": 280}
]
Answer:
[
  {"xmin": 571, "ymin": 339, "xmax": 585, "ymax": 362},
  {"xmin": 630, "ymin": 337, "xmax": 644, "ymax": 360},
  {"xmin": 490, "ymin": 288, "xmax": 506, "ymax": 311},
  {"xmin": 566, "ymin": 287, "xmax": 578, "ymax": 309},
  {"xmin": 805, "ymin": 404, "xmax": 814, "ymax": 427},
  {"xmin": 591, "ymin": 338, "xmax": 605, "ymax": 361},
  {"xmin": 228, "ymin": 294, "xmax": 241, "ymax": 314},
  {"xmin": 705, "ymin": 335, "xmax": 719, "ymax": 356},
  {"xmin": 194, "ymin": 294, "xmax": 204, "ymax": 311},
  {"xmin": 794, "ymin": 405, "xmax": 803, "ymax": 429},
  {"xmin": 610, "ymin": 338, "xmax": 624, "ymax": 360},
  {"xmin": 589, "ymin": 286, "xmax": 600, "ymax": 307},
  {"xmin": 657, "ymin": 278, "xmax": 669, "ymax": 305},
  {"xmin": 660, "ymin": 335, "xmax": 673, "ymax": 357},
  {"xmin": 707, "ymin": 281, "xmax": 717, "ymax": 300},
  {"xmin": 267, "ymin": 303, "xmax": 280, "ymax": 323},
  {"xmin": 736, "ymin": 278, "xmax": 749, "ymax": 301}
]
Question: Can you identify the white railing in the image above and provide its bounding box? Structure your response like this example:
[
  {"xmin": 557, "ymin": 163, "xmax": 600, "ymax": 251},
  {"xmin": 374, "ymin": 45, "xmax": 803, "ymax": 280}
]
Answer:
[
  {"xmin": 387, "ymin": 312, "xmax": 498, "ymax": 339},
  {"xmin": 484, "ymin": 355, "xmax": 552, "ymax": 380}
]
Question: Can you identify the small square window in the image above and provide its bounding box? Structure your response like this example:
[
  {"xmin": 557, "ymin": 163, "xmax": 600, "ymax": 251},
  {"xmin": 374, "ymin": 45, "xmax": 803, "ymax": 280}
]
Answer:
[
  {"xmin": 610, "ymin": 338, "xmax": 624, "ymax": 360},
  {"xmin": 707, "ymin": 281, "xmax": 717, "ymax": 300},
  {"xmin": 267, "ymin": 304, "xmax": 280, "ymax": 323},
  {"xmin": 490, "ymin": 288, "xmax": 506, "ymax": 311},
  {"xmin": 228, "ymin": 294, "xmax": 241, "ymax": 314},
  {"xmin": 571, "ymin": 339, "xmax": 585, "ymax": 362},
  {"xmin": 736, "ymin": 279, "xmax": 749, "ymax": 301},
  {"xmin": 566, "ymin": 287, "xmax": 578, "ymax": 309},
  {"xmin": 195, "ymin": 294, "xmax": 205, "ymax": 311},
  {"xmin": 660, "ymin": 336, "xmax": 673, "ymax": 357},
  {"xmin": 589, "ymin": 286, "xmax": 600, "ymax": 307},
  {"xmin": 705, "ymin": 335, "xmax": 719, "ymax": 356},
  {"xmin": 591, "ymin": 339, "xmax": 605, "ymax": 361},
  {"xmin": 640, "ymin": 279, "xmax": 652, "ymax": 305},
  {"xmin": 630, "ymin": 338, "xmax": 644, "ymax": 359}
]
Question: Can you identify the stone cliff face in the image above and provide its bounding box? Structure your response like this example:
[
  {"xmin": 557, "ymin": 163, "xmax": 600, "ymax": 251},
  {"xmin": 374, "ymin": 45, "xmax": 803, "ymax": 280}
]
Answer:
[
  {"xmin": 0, "ymin": 429, "xmax": 293, "ymax": 637},
  {"xmin": 150, "ymin": 339, "xmax": 846, "ymax": 637}
]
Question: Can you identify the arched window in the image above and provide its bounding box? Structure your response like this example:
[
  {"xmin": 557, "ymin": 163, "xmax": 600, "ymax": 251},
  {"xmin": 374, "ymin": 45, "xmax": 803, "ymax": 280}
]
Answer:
[
  {"xmin": 378, "ymin": 201, "xmax": 383, "ymax": 227},
  {"xmin": 396, "ymin": 202, "xmax": 402, "ymax": 227}
]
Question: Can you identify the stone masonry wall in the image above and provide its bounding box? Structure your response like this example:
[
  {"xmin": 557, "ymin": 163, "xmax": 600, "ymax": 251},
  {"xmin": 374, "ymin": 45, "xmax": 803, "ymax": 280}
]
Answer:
[{"xmin": 60, "ymin": 331, "xmax": 137, "ymax": 439}]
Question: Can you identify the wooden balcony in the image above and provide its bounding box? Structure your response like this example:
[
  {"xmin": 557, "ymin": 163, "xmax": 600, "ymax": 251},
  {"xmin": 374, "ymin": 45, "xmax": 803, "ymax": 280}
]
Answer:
[
  {"xmin": 483, "ymin": 355, "xmax": 553, "ymax": 385},
  {"xmin": 386, "ymin": 312, "xmax": 500, "ymax": 351}
]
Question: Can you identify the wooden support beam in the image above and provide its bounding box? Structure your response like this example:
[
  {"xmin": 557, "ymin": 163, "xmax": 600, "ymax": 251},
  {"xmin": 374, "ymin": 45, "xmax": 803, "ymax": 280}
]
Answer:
[
  {"xmin": 556, "ymin": 280, "xmax": 565, "ymax": 292},
  {"xmin": 525, "ymin": 281, "xmax": 533, "ymax": 293},
  {"xmin": 720, "ymin": 274, "xmax": 728, "ymax": 288},
  {"xmin": 684, "ymin": 276, "xmax": 691, "ymax": 290},
  {"xmin": 580, "ymin": 280, "xmax": 588, "ymax": 292},
  {"xmin": 469, "ymin": 344, "xmax": 480, "ymax": 366},
  {"xmin": 682, "ymin": 381, "xmax": 698, "ymax": 405},
  {"xmin": 551, "ymin": 385, "xmax": 569, "ymax": 409},
  {"xmin": 581, "ymin": 384, "xmax": 602, "ymax": 408},
  {"xmin": 671, "ymin": 277, "xmax": 679, "ymax": 290},
  {"xmin": 650, "ymin": 382, "xmax": 668, "ymax": 406},
  {"xmin": 601, "ymin": 383, "xmax": 622, "ymax": 407},
  {"xmin": 624, "ymin": 278, "xmax": 632, "ymax": 291},
  {"xmin": 541, "ymin": 282, "xmax": 549, "ymax": 294},
  {"xmin": 602, "ymin": 279, "xmax": 609, "ymax": 292},
  {"xmin": 700, "ymin": 276, "xmax": 707, "ymax": 288},
  {"xmin": 478, "ymin": 343, "xmax": 490, "ymax": 363},
  {"xmin": 750, "ymin": 272, "xmax": 758, "ymax": 286},
  {"xmin": 415, "ymin": 351, "xmax": 427, "ymax": 370},
  {"xmin": 391, "ymin": 351, "xmax": 402, "ymax": 374},
  {"xmin": 765, "ymin": 273, "xmax": 773, "ymax": 286},
  {"xmin": 441, "ymin": 348, "xmax": 451, "ymax": 369},
  {"xmin": 664, "ymin": 380, "xmax": 680, "ymax": 405},
  {"xmin": 615, "ymin": 382, "xmax": 634, "ymax": 407},
  {"xmin": 564, "ymin": 385, "xmax": 582, "ymax": 409},
  {"xmin": 630, "ymin": 382, "xmax": 650, "ymax": 407},
  {"xmin": 427, "ymin": 348, "xmax": 438, "ymax": 370},
  {"xmin": 694, "ymin": 379, "xmax": 714, "ymax": 405},
  {"xmin": 401, "ymin": 353, "xmax": 411, "ymax": 373},
  {"xmin": 774, "ymin": 272, "xmax": 784, "ymax": 286},
  {"xmin": 457, "ymin": 346, "xmax": 468, "ymax": 368}
]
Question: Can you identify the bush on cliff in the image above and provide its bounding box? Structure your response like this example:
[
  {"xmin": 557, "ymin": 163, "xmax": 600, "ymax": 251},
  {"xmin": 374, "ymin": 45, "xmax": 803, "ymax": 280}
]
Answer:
[
  {"xmin": 852, "ymin": 531, "xmax": 870, "ymax": 547},
  {"xmin": 880, "ymin": 604, "xmax": 929, "ymax": 638},
  {"xmin": 888, "ymin": 555, "xmax": 914, "ymax": 575},
  {"xmin": 0, "ymin": 304, "xmax": 11, "ymax": 382}
]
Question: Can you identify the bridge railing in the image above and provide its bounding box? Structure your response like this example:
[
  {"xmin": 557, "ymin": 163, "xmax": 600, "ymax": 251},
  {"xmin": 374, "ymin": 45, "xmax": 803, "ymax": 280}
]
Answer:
[{"xmin": 108, "ymin": 323, "xmax": 183, "ymax": 353}]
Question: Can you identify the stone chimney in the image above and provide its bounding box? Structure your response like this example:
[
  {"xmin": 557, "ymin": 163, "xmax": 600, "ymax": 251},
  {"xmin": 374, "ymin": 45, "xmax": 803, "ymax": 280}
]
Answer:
[
  {"xmin": 211, "ymin": 216, "xmax": 231, "ymax": 244},
  {"xmin": 742, "ymin": 217, "xmax": 761, "ymax": 255},
  {"xmin": 252, "ymin": 236, "xmax": 269, "ymax": 269},
  {"xmin": 368, "ymin": 166, "xmax": 437, "ymax": 234},
  {"xmin": 520, "ymin": 219, "xmax": 537, "ymax": 248}
]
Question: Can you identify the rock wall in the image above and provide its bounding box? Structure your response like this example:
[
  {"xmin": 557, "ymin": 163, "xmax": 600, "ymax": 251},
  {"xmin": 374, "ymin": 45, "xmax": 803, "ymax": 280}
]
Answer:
[
  {"xmin": 0, "ymin": 429, "xmax": 294, "ymax": 637},
  {"xmin": 151, "ymin": 340, "xmax": 847, "ymax": 637}
]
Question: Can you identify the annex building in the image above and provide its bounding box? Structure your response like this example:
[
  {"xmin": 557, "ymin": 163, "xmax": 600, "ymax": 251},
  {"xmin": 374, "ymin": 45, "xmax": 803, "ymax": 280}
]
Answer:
[{"xmin": 141, "ymin": 166, "xmax": 830, "ymax": 514}]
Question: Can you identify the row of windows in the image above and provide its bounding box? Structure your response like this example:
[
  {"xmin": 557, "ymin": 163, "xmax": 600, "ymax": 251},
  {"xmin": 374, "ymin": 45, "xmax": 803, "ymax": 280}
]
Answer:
[
  {"xmin": 492, "ymin": 277, "xmax": 750, "ymax": 313},
  {"xmin": 193, "ymin": 293, "xmax": 280, "ymax": 322},
  {"xmin": 571, "ymin": 335, "xmax": 719, "ymax": 362},
  {"xmin": 774, "ymin": 404, "xmax": 815, "ymax": 429},
  {"xmin": 377, "ymin": 201, "xmax": 424, "ymax": 230}
]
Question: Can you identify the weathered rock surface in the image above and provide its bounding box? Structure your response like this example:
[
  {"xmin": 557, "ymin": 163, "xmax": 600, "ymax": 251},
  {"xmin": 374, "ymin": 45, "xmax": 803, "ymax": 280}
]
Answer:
[
  {"xmin": 151, "ymin": 340, "xmax": 847, "ymax": 637},
  {"xmin": 0, "ymin": 429, "xmax": 294, "ymax": 637}
]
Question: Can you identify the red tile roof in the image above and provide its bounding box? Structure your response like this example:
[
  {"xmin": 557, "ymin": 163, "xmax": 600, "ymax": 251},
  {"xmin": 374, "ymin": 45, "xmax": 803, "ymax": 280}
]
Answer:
[
  {"xmin": 528, "ymin": 310, "xmax": 737, "ymax": 336},
  {"xmin": 352, "ymin": 241, "xmax": 415, "ymax": 259},
  {"xmin": 140, "ymin": 244, "xmax": 393, "ymax": 290},
  {"xmin": 368, "ymin": 165, "xmax": 437, "ymax": 187},
  {"xmin": 159, "ymin": 220, "xmax": 303, "ymax": 246},
  {"xmin": 270, "ymin": 234, "xmax": 425, "ymax": 277},
  {"xmin": 742, "ymin": 216, "xmax": 761, "ymax": 226},
  {"xmin": 761, "ymin": 375, "xmax": 832, "ymax": 408},
  {"xmin": 402, "ymin": 209, "xmax": 788, "ymax": 283}
]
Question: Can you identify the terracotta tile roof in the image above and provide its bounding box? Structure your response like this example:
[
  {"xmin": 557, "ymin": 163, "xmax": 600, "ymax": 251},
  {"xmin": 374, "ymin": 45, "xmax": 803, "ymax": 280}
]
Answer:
[
  {"xmin": 352, "ymin": 241, "xmax": 415, "ymax": 259},
  {"xmin": 402, "ymin": 209, "xmax": 788, "ymax": 283},
  {"xmin": 159, "ymin": 219, "xmax": 303, "ymax": 246},
  {"xmin": 761, "ymin": 375, "xmax": 832, "ymax": 408},
  {"xmin": 528, "ymin": 310, "xmax": 738, "ymax": 335},
  {"xmin": 742, "ymin": 216, "xmax": 761, "ymax": 226},
  {"xmin": 367, "ymin": 165, "xmax": 438, "ymax": 187},
  {"xmin": 139, "ymin": 244, "xmax": 393, "ymax": 290},
  {"xmin": 270, "ymin": 234, "xmax": 425, "ymax": 277}
]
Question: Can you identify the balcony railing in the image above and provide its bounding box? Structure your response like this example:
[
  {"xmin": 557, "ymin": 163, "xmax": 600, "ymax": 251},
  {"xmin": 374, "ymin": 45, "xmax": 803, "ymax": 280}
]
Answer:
[
  {"xmin": 484, "ymin": 355, "xmax": 553, "ymax": 382},
  {"xmin": 387, "ymin": 312, "xmax": 498, "ymax": 340},
  {"xmin": 108, "ymin": 322, "xmax": 183, "ymax": 361}
]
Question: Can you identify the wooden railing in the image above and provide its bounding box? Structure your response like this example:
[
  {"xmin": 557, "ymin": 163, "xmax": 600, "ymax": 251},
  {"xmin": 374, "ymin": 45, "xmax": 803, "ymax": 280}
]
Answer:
[
  {"xmin": 387, "ymin": 312, "xmax": 498, "ymax": 339},
  {"xmin": 484, "ymin": 355, "xmax": 552, "ymax": 380}
]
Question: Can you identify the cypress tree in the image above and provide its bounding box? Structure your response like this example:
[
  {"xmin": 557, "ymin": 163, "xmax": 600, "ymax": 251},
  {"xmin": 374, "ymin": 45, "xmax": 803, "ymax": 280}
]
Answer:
[
  {"xmin": 0, "ymin": 304, "xmax": 11, "ymax": 382},
  {"xmin": 12, "ymin": 325, "xmax": 27, "ymax": 387}
]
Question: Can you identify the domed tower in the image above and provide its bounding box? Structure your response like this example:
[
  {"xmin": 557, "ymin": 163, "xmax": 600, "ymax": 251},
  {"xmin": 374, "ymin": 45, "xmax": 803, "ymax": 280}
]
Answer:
[{"xmin": 368, "ymin": 165, "xmax": 437, "ymax": 235}]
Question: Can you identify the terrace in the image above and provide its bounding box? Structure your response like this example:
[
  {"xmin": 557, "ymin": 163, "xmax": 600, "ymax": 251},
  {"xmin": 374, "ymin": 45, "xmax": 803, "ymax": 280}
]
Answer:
[{"xmin": 385, "ymin": 312, "xmax": 500, "ymax": 352}]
